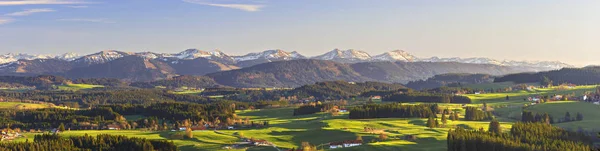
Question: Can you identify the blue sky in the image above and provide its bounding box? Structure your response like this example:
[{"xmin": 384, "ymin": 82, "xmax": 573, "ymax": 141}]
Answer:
[{"xmin": 0, "ymin": 0, "xmax": 598, "ymax": 65}]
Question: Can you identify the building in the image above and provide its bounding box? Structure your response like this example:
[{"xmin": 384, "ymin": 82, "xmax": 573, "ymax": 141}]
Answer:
[
  {"xmin": 106, "ymin": 124, "xmax": 121, "ymax": 130},
  {"xmin": 329, "ymin": 140, "xmax": 363, "ymax": 149},
  {"xmin": 249, "ymin": 139, "xmax": 271, "ymax": 146},
  {"xmin": 178, "ymin": 127, "xmax": 187, "ymax": 131}
]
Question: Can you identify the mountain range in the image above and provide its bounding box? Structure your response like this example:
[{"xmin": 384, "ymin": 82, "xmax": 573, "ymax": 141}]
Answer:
[{"xmin": 0, "ymin": 49, "xmax": 574, "ymax": 87}]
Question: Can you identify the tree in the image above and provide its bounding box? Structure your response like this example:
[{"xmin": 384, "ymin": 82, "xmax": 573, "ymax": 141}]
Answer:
[
  {"xmin": 356, "ymin": 135, "xmax": 363, "ymax": 141},
  {"xmin": 58, "ymin": 123, "xmax": 65, "ymax": 132},
  {"xmin": 441, "ymin": 112, "xmax": 448, "ymax": 125},
  {"xmin": 576, "ymin": 112, "xmax": 583, "ymax": 121},
  {"xmin": 488, "ymin": 120, "xmax": 501, "ymax": 134},
  {"xmin": 379, "ymin": 133, "xmax": 388, "ymax": 140},
  {"xmin": 506, "ymin": 95, "xmax": 510, "ymax": 100},
  {"xmin": 184, "ymin": 128, "xmax": 193, "ymax": 139},
  {"xmin": 452, "ymin": 112, "xmax": 460, "ymax": 121},
  {"xmin": 426, "ymin": 115, "xmax": 436, "ymax": 128},
  {"xmin": 542, "ymin": 113, "xmax": 551, "ymax": 124},
  {"xmin": 564, "ymin": 112, "xmax": 571, "ymax": 122}
]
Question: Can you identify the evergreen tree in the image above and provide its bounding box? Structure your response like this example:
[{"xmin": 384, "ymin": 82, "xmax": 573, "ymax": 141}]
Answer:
[
  {"xmin": 488, "ymin": 120, "xmax": 501, "ymax": 134},
  {"xmin": 576, "ymin": 112, "xmax": 583, "ymax": 121},
  {"xmin": 426, "ymin": 115, "xmax": 436, "ymax": 128},
  {"xmin": 564, "ymin": 112, "xmax": 571, "ymax": 122},
  {"xmin": 58, "ymin": 123, "xmax": 65, "ymax": 132},
  {"xmin": 441, "ymin": 112, "xmax": 448, "ymax": 125}
]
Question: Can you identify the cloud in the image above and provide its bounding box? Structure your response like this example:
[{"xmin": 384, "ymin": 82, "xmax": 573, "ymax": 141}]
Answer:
[
  {"xmin": 0, "ymin": 0, "xmax": 90, "ymax": 6},
  {"xmin": 0, "ymin": 17, "xmax": 13, "ymax": 24},
  {"xmin": 5, "ymin": 8, "xmax": 55, "ymax": 16},
  {"xmin": 57, "ymin": 18, "xmax": 114, "ymax": 23},
  {"xmin": 65, "ymin": 5, "xmax": 87, "ymax": 8},
  {"xmin": 182, "ymin": 0, "xmax": 265, "ymax": 12}
]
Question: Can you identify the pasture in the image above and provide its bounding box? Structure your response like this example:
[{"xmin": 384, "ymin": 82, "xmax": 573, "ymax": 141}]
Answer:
[
  {"xmin": 57, "ymin": 84, "xmax": 104, "ymax": 91},
  {"xmin": 0, "ymin": 102, "xmax": 50, "ymax": 109}
]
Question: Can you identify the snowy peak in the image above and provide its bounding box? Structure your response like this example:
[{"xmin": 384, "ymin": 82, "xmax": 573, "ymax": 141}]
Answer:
[
  {"xmin": 372, "ymin": 50, "xmax": 416, "ymax": 62},
  {"xmin": 55, "ymin": 52, "xmax": 80, "ymax": 61},
  {"xmin": 418, "ymin": 57, "xmax": 574, "ymax": 70},
  {"xmin": 172, "ymin": 49, "xmax": 230, "ymax": 60},
  {"xmin": 74, "ymin": 50, "xmax": 130, "ymax": 65},
  {"xmin": 312, "ymin": 49, "xmax": 371, "ymax": 63},
  {"xmin": 0, "ymin": 53, "xmax": 77, "ymax": 64},
  {"xmin": 233, "ymin": 49, "xmax": 306, "ymax": 62}
]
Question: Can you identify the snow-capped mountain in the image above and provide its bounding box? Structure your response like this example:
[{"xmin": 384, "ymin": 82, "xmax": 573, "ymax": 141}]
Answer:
[
  {"xmin": 233, "ymin": 49, "xmax": 306, "ymax": 62},
  {"xmin": 312, "ymin": 49, "xmax": 372, "ymax": 63},
  {"xmin": 55, "ymin": 53, "xmax": 80, "ymax": 61},
  {"xmin": 417, "ymin": 57, "xmax": 574, "ymax": 70},
  {"xmin": 0, "ymin": 53, "xmax": 54, "ymax": 64},
  {"xmin": 0, "ymin": 48, "xmax": 574, "ymax": 72},
  {"xmin": 372, "ymin": 50, "xmax": 416, "ymax": 62},
  {"xmin": 72, "ymin": 50, "xmax": 131, "ymax": 65},
  {"xmin": 169, "ymin": 49, "xmax": 229, "ymax": 60}
]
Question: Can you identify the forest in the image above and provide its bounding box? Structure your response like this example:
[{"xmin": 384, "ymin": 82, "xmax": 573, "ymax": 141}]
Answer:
[
  {"xmin": 0, "ymin": 134, "xmax": 177, "ymax": 151},
  {"xmin": 495, "ymin": 66, "xmax": 600, "ymax": 85},
  {"xmin": 382, "ymin": 92, "xmax": 472, "ymax": 103},
  {"xmin": 447, "ymin": 122, "xmax": 592, "ymax": 151},
  {"xmin": 348, "ymin": 103, "xmax": 437, "ymax": 119}
]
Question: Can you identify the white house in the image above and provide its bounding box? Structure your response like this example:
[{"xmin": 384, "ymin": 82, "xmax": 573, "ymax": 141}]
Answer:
[
  {"xmin": 179, "ymin": 127, "xmax": 187, "ymax": 131},
  {"xmin": 329, "ymin": 140, "xmax": 363, "ymax": 149}
]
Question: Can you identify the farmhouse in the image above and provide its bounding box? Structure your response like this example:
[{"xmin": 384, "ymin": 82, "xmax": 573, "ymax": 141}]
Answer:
[
  {"xmin": 249, "ymin": 139, "xmax": 271, "ymax": 146},
  {"xmin": 106, "ymin": 124, "xmax": 121, "ymax": 130},
  {"xmin": 329, "ymin": 140, "xmax": 363, "ymax": 149}
]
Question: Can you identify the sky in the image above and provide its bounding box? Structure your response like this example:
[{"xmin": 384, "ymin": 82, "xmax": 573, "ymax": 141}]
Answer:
[{"xmin": 0, "ymin": 0, "xmax": 599, "ymax": 66}]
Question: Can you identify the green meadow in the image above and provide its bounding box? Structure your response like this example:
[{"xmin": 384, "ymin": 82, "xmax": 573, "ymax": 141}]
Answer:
[
  {"xmin": 0, "ymin": 102, "xmax": 51, "ymax": 109},
  {"xmin": 7, "ymin": 84, "xmax": 600, "ymax": 151},
  {"xmin": 57, "ymin": 84, "xmax": 105, "ymax": 91}
]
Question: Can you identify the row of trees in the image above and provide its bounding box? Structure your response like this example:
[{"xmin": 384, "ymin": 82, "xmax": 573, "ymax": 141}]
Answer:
[
  {"xmin": 348, "ymin": 103, "xmax": 436, "ymax": 119},
  {"xmin": 383, "ymin": 92, "xmax": 472, "ymax": 103},
  {"xmin": 448, "ymin": 122, "xmax": 593, "ymax": 151},
  {"xmin": 522, "ymin": 111, "xmax": 583, "ymax": 124},
  {"xmin": 0, "ymin": 134, "xmax": 177, "ymax": 151},
  {"xmin": 464, "ymin": 107, "xmax": 493, "ymax": 121}
]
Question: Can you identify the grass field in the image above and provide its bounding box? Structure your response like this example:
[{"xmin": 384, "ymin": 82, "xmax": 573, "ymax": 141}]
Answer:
[
  {"xmin": 57, "ymin": 84, "xmax": 104, "ymax": 91},
  {"xmin": 0, "ymin": 102, "xmax": 50, "ymax": 109},
  {"xmin": 7, "ymin": 84, "xmax": 600, "ymax": 151}
]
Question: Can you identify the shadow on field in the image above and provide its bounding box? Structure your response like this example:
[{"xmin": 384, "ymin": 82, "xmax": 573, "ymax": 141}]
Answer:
[{"xmin": 408, "ymin": 119, "xmax": 425, "ymax": 126}]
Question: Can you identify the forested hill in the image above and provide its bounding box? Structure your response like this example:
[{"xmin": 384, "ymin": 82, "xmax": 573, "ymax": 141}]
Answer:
[
  {"xmin": 406, "ymin": 73, "xmax": 495, "ymax": 90},
  {"xmin": 494, "ymin": 66, "xmax": 600, "ymax": 85},
  {"xmin": 130, "ymin": 75, "xmax": 224, "ymax": 89},
  {"xmin": 291, "ymin": 81, "xmax": 408, "ymax": 99},
  {"xmin": 206, "ymin": 59, "xmax": 371, "ymax": 88}
]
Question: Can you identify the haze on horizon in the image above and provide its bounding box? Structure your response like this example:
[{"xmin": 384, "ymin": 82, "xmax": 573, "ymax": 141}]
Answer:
[{"xmin": 0, "ymin": 0, "xmax": 598, "ymax": 66}]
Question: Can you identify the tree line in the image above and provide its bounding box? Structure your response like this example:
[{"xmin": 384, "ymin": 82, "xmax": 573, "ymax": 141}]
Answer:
[
  {"xmin": 447, "ymin": 122, "xmax": 593, "ymax": 151},
  {"xmin": 382, "ymin": 92, "xmax": 472, "ymax": 103},
  {"xmin": 0, "ymin": 133, "xmax": 176, "ymax": 151},
  {"xmin": 348, "ymin": 103, "xmax": 437, "ymax": 119}
]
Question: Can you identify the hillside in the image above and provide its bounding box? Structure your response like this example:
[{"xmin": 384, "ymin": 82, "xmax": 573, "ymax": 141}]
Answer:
[
  {"xmin": 406, "ymin": 73, "xmax": 495, "ymax": 90},
  {"xmin": 66, "ymin": 56, "xmax": 176, "ymax": 81},
  {"xmin": 292, "ymin": 81, "xmax": 407, "ymax": 99},
  {"xmin": 351, "ymin": 61, "xmax": 527, "ymax": 84},
  {"xmin": 495, "ymin": 66, "xmax": 600, "ymax": 85},
  {"xmin": 131, "ymin": 75, "xmax": 223, "ymax": 88},
  {"xmin": 206, "ymin": 59, "xmax": 371, "ymax": 88}
]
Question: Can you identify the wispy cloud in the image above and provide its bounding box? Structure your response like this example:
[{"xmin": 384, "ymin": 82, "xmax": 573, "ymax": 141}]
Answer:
[
  {"xmin": 182, "ymin": 0, "xmax": 265, "ymax": 12},
  {"xmin": 65, "ymin": 5, "xmax": 87, "ymax": 8},
  {"xmin": 0, "ymin": 17, "xmax": 13, "ymax": 25},
  {"xmin": 5, "ymin": 8, "xmax": 55, "ymax": 16},
  {"xmin": 0, "ymin": 0, "xmax": 90, "ymax": 6},
  {"xmin": 57, "ymin": 18, "xmax": 114, "ymax": 23}
]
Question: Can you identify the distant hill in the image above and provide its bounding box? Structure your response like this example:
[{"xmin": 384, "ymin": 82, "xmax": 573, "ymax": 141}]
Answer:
[
  {"xmin": 292, "ymin": 81, "xmax": 407, "ymax": 99},
  {"xmin": 351, "ymin": 61, "xmax": 527, "ymax": 84},
  {"xmin": 206, "ymin": 59, "xmax": 370, "ymax": 88},
  {"xmin": 131, "ymin": 75, "xmax": 223, "ymax": 88},
  {"xmin": 66, "ymin": 56, "xmax": 177, "ymax": 82},
  {"xmin": 495, "ymin": 66, "xmax": 600, "ymax": 85},
  {"xmin": 406, "ymin": 73, "xmax": 495, "ymax": 90}
]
